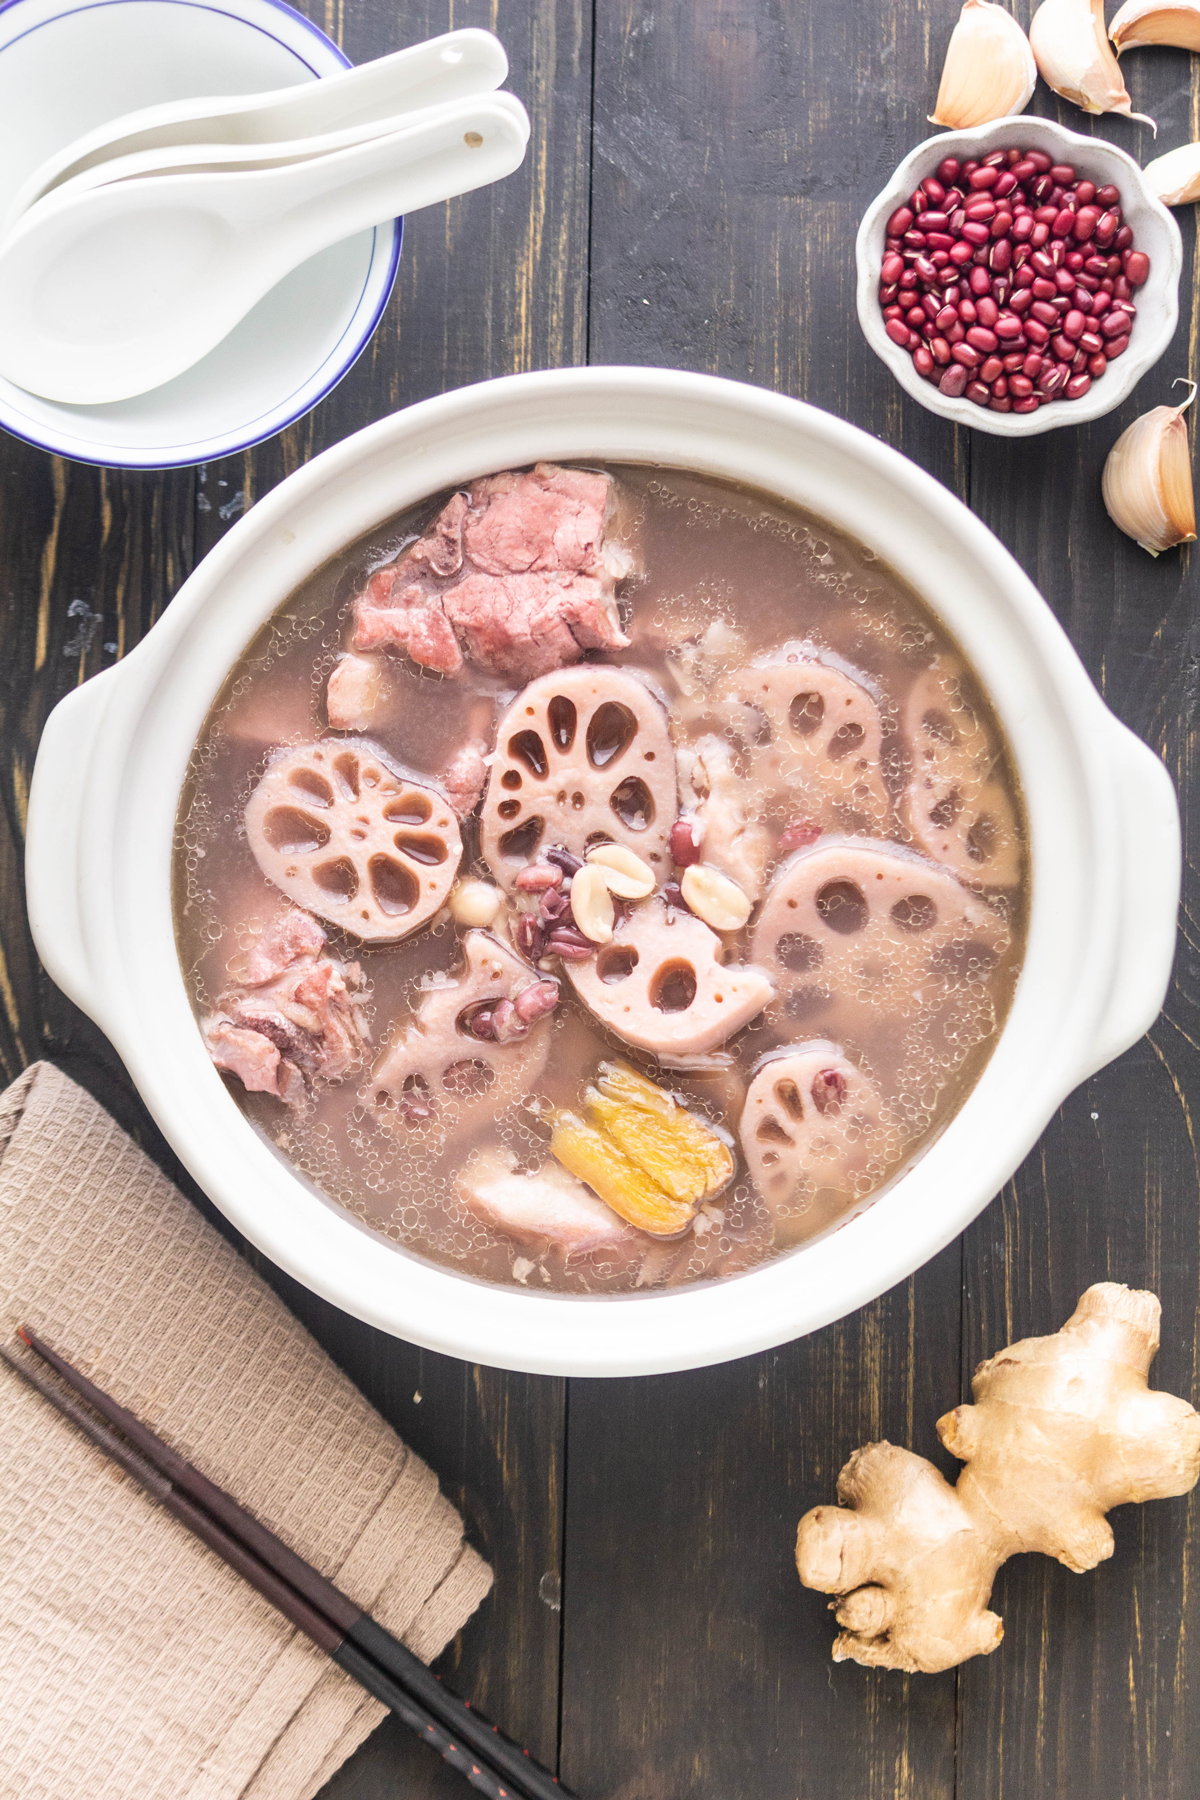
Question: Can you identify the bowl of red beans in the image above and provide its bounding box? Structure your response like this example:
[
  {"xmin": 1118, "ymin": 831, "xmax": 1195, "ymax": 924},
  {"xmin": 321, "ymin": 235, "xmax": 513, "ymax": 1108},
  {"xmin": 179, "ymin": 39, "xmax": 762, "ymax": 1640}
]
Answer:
[{"xmin": 857, "ymin": 116, "xmax": 1182, "ymax": 434}]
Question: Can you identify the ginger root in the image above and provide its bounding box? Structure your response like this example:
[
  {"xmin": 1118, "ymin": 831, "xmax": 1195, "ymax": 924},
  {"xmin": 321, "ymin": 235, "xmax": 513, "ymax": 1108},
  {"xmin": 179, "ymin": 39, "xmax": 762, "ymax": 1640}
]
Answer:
[{"xmin": 795, "ymin": 1283, "xmax": 1200, "ymax": 1673}]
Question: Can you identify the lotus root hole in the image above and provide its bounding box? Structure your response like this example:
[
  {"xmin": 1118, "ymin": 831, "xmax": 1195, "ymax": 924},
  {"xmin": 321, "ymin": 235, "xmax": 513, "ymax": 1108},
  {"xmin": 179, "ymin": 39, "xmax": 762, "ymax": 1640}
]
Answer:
[
  {"xmin": 333, "ymin": 753, "xmax": 360, "ymax": 798},
  {"xmin": 313, "ymin": 857, "xmax": 358, "ymax": 901},
  {"xmin": 548, "ymin": 694, "xmax": 577, "ymax": 750},
  {"xmin": 498, "ymin": 800, "xmax": 521, "ymax": 820},
  {"xmin": 587, "ymin": 701, "xmax": 636, "ymax": 769},
  {"xmin": 923, "ymin": 708, "xmax": 957, "ymax": 745},
  {"xmin": 500, "ymin": 816, "xmax": 545, "ymax": 861},
  {"xmin": 776, "ymin": 932, "xmax": 823, "ymax": 973},
  {"xmin": 509, "ymin": 730, "xmax": 548, "ymax": 777},
  {"xmin": 828, "ymin": 721, "xmax": 865, "ymax": 759},
  {"xmin": 597, "ymin": 946, "xmax": 640, "ymax": 984},
  {"xmin": 789, "ymin": 691, "xmax": 825, "ymax": 736},
  {"xmin": 650, "ymin": 959, "xmax": 698, "ymax": 1013},
  {"xmin": 610, "ymin": 775, "xmax": 654, "ymax": 830},
  {"xmin": 967, "ymin": 815, "xmax": 998, "ymax": 863},
  {"xmin": 815, "ymin": 880, "xmax": 868, "ymax": 935},
  {"xmin": 501, "ymin": 770, "xmax": 522, "ymax": 790},
  {"xmin": 774, "ymin": 1078, "xmax": 805, "ymax": 1120},
  {"xmin": 394, "ymin": 832, "xmax": 448, "ymax": 865},
  {"xmin": 891, "ymin": 893, "xmax": 937, "ymax": 933},
  {"xmin": 264, "ymin": 807, "xmax": 330, "ymax": 854},
  {"xmin": 930, "ymin": 789, "xmax": 962, "ymax": 829},
  {"xmin": 369, "ymin": 854, "xmax": 419, "ymax": 914},
  {"xmin": 289, "ymin": 768, "xmax": 333, "ymax": 807},
  {"xmin": 756, "ymin": 1114, "xmax": 793, "ymax": 1145},
  {"xmin": 383, "ymin": 793, "xmax": 432, "ymax": 825},
  {"xmin": 443, "ymin": 1060, "xmax": 497, "ymax": 1097}
]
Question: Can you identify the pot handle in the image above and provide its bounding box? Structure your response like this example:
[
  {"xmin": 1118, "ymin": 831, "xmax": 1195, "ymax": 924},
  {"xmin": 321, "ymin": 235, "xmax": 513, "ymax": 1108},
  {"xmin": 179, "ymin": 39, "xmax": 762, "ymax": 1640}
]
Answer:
[
  {"xmin": 25, "ymin": 667, "xmax": 119, "ymax": 1025},
  {"xmin": 1080, "ymin": 716, "xmax": 1180, "ymax": 1083}
]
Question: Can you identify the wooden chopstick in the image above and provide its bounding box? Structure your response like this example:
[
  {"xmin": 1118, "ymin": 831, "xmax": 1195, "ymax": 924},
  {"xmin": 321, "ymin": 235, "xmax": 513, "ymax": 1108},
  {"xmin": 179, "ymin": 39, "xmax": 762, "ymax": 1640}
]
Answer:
[{"xmin": 2, "ymin": 1332, "xmax": 573, "ymax": 1800}]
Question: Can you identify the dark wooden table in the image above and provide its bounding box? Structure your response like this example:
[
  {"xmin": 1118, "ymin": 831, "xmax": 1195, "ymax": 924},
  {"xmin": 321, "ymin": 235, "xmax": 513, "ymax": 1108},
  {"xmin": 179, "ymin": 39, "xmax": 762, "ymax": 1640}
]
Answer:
[{"xmin": 3, "ymin": 4, "xmax": 1199, "ymax": 1796}]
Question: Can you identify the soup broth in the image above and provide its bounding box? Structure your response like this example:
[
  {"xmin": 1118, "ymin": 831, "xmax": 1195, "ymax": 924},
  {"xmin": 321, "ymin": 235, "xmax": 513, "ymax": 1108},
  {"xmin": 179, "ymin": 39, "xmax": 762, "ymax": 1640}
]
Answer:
[{"xmin": 175, "ymin": 463, "xmax": 1027, "ymax": 1295}]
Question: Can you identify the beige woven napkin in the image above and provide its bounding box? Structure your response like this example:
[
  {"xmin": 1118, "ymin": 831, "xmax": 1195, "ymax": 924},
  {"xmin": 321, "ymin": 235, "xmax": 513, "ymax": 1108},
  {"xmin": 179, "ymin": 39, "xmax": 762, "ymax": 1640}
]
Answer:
[{"xmin": 0, "ymin": 1061, "xmax": 492, "ymax": 1800}]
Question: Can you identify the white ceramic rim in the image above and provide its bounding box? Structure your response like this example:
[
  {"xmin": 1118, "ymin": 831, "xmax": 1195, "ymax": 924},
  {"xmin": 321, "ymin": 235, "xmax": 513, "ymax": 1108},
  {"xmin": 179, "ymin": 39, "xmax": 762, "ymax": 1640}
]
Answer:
[
  {"xmin": 25, "ymin": 368, "xmax": 1180, "ymax": 1374},
  {"xmin": 0, "ymin": 0, "xmax": 402, "ymax": 468},
  {"xmin": 857, "ymin": 115, "xmax": 1183, "ymax": 437}
]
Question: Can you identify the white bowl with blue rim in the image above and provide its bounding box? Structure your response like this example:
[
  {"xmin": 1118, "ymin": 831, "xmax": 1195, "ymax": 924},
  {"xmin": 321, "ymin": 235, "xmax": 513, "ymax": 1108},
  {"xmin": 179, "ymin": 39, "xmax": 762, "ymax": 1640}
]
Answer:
[{"xmin": 0, "ymin": 0, "xmax": 401, "ymax": 468}]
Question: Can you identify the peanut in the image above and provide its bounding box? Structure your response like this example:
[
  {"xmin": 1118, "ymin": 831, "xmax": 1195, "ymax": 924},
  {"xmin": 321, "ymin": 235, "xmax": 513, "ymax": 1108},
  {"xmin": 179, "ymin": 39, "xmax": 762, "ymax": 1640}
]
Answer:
[
  {"xmin": 585, "ymin": 842, "xmax": 655, "ymax": 899},
  {"xmin": 680, "ymin": 863, "xmax": 752, "ymax": 932},
  {"xmin": 568, "ymin": 863, "xmax": 615, "ymax": 943}
]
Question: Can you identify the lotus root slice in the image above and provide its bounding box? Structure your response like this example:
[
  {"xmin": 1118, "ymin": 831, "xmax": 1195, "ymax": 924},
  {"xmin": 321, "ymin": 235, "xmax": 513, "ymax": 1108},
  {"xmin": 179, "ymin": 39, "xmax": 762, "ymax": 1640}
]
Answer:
[
  {"xmin": 371, "ymin": 931, "xmax": 556, "ymax": 1131},
  {"xmin": 752, "ymin": 839, "xmax": 1008, "ymax": 1022},
  {"xmin": 481, "ymin": 665, "xmax": 676, "ymax": 890},
  {"xmin": 903, "ymin": 661, "xmax": 1021, "ymax": 887},
  {"xmin": 740, "ymin": 1043, "xmax": 884, "ymax": 1226},
  {"xmin": 723, "ymin": 650, "xmax": 892, "ymax": 834},
  {"xmin": 244, "ymin": 739, "xmax": 462, "ymax": 942},
  {"xmin": 567, "ymin": 894, "xmax": 775, "ymax": 1058}
]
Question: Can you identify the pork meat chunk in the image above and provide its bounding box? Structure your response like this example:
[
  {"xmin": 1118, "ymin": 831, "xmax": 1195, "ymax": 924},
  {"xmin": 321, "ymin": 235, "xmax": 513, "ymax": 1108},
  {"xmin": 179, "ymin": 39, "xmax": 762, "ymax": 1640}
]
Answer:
[
  {"xmin": 441, "ymin": 739, "xmax": 488, "ymax": 819},
  {"xmin": 459, "ymin": 1147, "xmax": 632, "ymax": 1252},
  {"xmin": 351, "ymin": 464, "xmax": 632, "ymax": 682},
  {"xmin": 202, "ymin": 907, "xmax": 370, "ymax": 1107}
]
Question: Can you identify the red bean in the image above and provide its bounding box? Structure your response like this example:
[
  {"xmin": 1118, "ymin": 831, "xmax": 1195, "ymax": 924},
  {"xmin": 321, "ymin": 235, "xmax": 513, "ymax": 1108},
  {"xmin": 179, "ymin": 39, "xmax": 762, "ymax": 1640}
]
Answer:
[
  {"xmin": 1024, "ymin": 319, "xmax": 1050, "ymax": 346},
  {"xmin": 1009, "ymin": 374, "xmax": 1034, "ymax": 398},
  {"xmin": 1073, "ymin": 206, "xmax": 1100, "ymax": 241},
  {"xmin": 980, "ymin": 355, "xmax": 1004, "ymax": 383},
  {"xmin": 951, "ymin": 343, "xmax": 981, "ymax": 368},
  {"xmin": 1063, "ymin": 309, "xmax": 1086, "ymax": 340},
  {"xmin": 937, "ymin": 157, "xmax": 960, "ymax": 184},
  {"xmin": 1013, "ymin": 214, "xmax": 1034, "ymax": 242},
  {"xmin": 1011, "ymin": 158, "xmax": 1039, "ymax": 182},
  {"xmin": 1052, "ymin": 207, "xmax": 1076, "ymax": 238},
  {"xmin": 1076, "ymin": 181, "xmax": 1096, "ymax": 204},
  {"xmin": 912, "ymin": 346, "xmax": 935, "ymax": 378},
  {"xmin": 1031, "ymin": 222, "xmax": 1050, "ymax": 247},
  {"xmin": 969, "ymin": 165, "xmax": 999, "ymax": 189},
  {"xmin": 961, "ymin": 221, "xmax": 990, "ymax": 246},
  {"xmin": 964, "ymin": 195, "xmax": 996, "ymax": 221},
  {"xmin": 1115, "ymin": 224, "xmax": 1133, "ymax": 250},
  {"xmin": 989, "ymin": 237, "xmax": 1013, "ymax": 272},
  {"xmin": 1027, "ymin": 150, "xmax": 1052, "ymax": 172},
  {"xmin": 992, "ymin": 375, "xmax": 1008, "ymax": 398},
  {"xmin": 1009, "ymin": 289, "xmax": 1033, "ymax": 315},
  {"xmin": 1125, "ymin": 251, "xmax": 1150, "ymax": 286},
  {"xmin": 966, "ymin": 380, "xmax": 991, "ymax": 405},
  {"xmin": 1031, "ymin": 277, "xmax": 1056, "ymax": 300},
  {"xmin": 1100, "ymin": 309, "xmax": 1130, "ymax": 338},
  {"xmin": 1050, "ymin": 164, "xmax": 1075, "ymax": 184},
  {"xmin": 990, "ymin": 210, "xmax": 1014, "ymax": 240},
  {"xmin": 966, "ymin": 325, "xmax": 998, "ymax": 352},
  {"xmin": 1079, "ymin": 330, "xmax": 1104, "ymax": 355},
  {"xmin": 907, "ymin": 306, "xmax": 926, "ymax": 327},
  {"xmin": 1065, "ymin": 250, "xmax": 1086, "ymax": 272},
  {"xmin": 994, "ymin": 313, "xmax": 1024, "ymax": 339},
  {"xmin": 886, "ymin": 318, "xmax": 911, "ymax": 347},
  {"xmin": 1088, "ymin": 353, "xmax": 1107, "ymax": 377},
  {"xmin": 1012, "ymin": 397, "xmax": 1041, "ymax": 412},
  {"xmin": 1105, "ymin": 334, "xmax": 1130, "ymax": 358},
  {"xmin": 939, "ymin": 364, "xmax": 969, "ymax": 396},
  {"xmin": 881, "ymin": 253, "xmax": 904, "ymax": 284},
  {"xmin": 1039, "ymin": 364, "xmax": 1069, "ymax": 397},
  {"xmin": 887, "ymin": 206, "xmax": 914, "ymax": 237},
  {"xmin": 931, "ymin": 336, "xmax": 951, "ymax": 364},
  {"xmin": 1052, "ymin": 334, "xmax": 1076, "ymax": 362},
  {"xmin": 922, "ymin": 211, "xmax": 950, "ymax": 231},
  {"xmin": 1065, "ymin": 373, "xmax": 1092, "ymax": 400},
  {"xmin": 914, "ymin": 255, "xmax": 937, "ymax": 282},
  {"xmin": 1029, "ymin": 300, "xmax": 1057, "ymax": 326},
  {"xmin": 1031, "ymin": 250, "xmax": 1055, "ymax": 277},
  {"xmin": 1096, "ymin": 183, "xmax": 1120, "ymax": 205},
  {"xmin": 968, "ymin": 265, "xmax": 990, "ymax": 295},
  {"xmin": 921, "ymin": 178, "xmax": 946, "ymax": 205}
]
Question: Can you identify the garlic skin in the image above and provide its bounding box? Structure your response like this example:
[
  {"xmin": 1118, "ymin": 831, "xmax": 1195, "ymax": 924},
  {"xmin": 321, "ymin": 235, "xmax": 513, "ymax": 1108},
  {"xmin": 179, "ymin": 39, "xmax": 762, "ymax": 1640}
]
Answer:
[
  {"xmin": 1029, "ymin": 0, "xmax": 1156, "ymax": 123},
  {"xmin": 1101, "ymin": 385, "xmax": 1197, "ymax": 555},
  {"xmin": 1143, "ymin": 142, "xmax": 1200, "ymax": 206},
  {"xmin": 1110, "ymin": 0, "xmax": 1200, "ymax": 51},
  {"xmin": 929, "ymin": 0, "xmax": 1037, "ymax": 129}
]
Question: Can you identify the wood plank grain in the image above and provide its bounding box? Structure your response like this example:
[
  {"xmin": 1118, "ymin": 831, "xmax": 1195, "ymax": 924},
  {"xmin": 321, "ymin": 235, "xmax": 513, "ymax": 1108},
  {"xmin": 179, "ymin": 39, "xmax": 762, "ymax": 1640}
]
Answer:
[{"xmin": 954, "ymin": 44, "xmax": 1200, "ymax": 1799}]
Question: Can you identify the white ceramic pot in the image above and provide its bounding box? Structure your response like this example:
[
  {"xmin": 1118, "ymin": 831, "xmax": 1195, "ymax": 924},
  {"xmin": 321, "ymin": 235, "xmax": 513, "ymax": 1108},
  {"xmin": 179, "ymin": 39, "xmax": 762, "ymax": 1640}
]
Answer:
[
  {"xmin": 858, "ymin": 116, "xmax": 1182, "ymax": 437},
  {"xmin": 26, "ymin": 368, "xmax": 1180, "ymax": 1376}
]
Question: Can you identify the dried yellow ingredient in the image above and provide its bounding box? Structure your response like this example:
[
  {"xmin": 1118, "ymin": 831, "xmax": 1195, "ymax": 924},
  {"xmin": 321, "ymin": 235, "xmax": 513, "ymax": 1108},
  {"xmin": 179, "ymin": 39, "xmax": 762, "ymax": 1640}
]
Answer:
[
  {"xmin": 546, "ymin": 1106, "xmax": 695, "ymax": 1235},
  {"xmin": 544, "ymin": 1062, "xmax": 733, "ymax": 1235}
]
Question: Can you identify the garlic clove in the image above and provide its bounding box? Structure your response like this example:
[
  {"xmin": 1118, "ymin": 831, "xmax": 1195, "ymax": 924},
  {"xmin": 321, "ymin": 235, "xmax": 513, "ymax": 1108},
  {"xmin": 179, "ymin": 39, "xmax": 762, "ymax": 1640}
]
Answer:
[
  {"xmin": 1101, "ymin": 382, "xmax": 1197, "ymax": 555},
  {"xmin": 1110, "ymin": 0, "xmax": 1200, "ymax": 50},
  {"xmin": 929, "ymin": 0, "xmax": 1037, "ymax": 129},
  {"xmin": 1143, "ymin": 141, "xmax": 1200, "ymax": 206},
  {"xmin": 1029, "ymin": 0, "xmax": 1156, "ymax": 124}
]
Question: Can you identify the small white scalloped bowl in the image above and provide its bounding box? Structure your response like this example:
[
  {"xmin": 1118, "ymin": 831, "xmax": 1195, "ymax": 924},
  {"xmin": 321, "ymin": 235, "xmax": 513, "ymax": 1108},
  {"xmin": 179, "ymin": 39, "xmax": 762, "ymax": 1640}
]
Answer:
[{"xmin": 857, "ymin": 116, "xmax": 1182, "ymax": 437}]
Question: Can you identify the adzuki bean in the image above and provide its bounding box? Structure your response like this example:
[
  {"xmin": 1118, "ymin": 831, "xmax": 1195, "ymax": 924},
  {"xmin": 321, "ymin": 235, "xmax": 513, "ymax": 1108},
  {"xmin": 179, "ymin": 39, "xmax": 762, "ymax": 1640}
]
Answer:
[{"xmin": 879, "ymin": 147, "xmax": 1149, "ymax": 414}]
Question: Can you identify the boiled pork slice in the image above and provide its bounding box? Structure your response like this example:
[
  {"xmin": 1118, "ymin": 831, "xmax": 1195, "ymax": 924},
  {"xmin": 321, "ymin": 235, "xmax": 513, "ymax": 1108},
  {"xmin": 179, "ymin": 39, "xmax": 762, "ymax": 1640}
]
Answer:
[
  {"xmin": 751, "ymin": 838, "xmax": 1008, "ymax": 1024},
  {"xmin": 739, "ymin": 1043, "xmax": 884, "ymax": 1224},
  {"xmin": 722, "ymin": 648, "xmax": 891, "ymax": 835},
  {"xmin": 458, "ymin": 1147, "xmax": 633, "ymax": 1251},
  {"xmin": 676, "ymin": 735, "xmax": 770, "ymax": 901},
  {"xmin": 203, "ymin": 907, "xmax": 369, "ymax": 1108},
  {"xmin": 481, "ymin": 665, "xmax": 677, "ymax": 890},
  {"xmin": 441, "ymin": 739, "xmax": 488, "ymax": 819},
  {"xmin": 902, "ymin": 659, "xmax": 1021, "ymax": 887},
  {"xmin": 567, "ymin": 894, "xmax": 775, "ymax": 1058},
  {"xmin": 244, "ymin": 739, "xmax": 463, "ymax": 943},
  {"xmin": 371, "ymin": 931, "xmax": 558, "ymax": 1132},
  {"xmin": 350, "ymin": 464, "xmax": 633, "ymax": 682}
]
